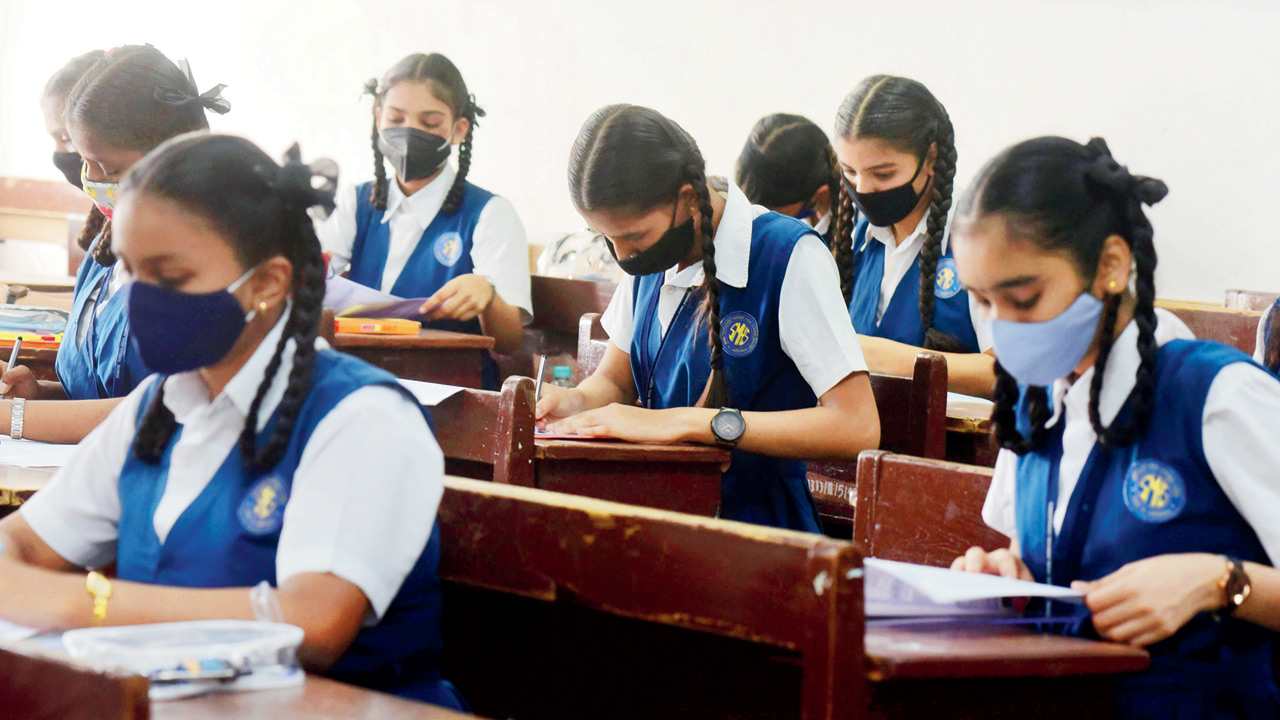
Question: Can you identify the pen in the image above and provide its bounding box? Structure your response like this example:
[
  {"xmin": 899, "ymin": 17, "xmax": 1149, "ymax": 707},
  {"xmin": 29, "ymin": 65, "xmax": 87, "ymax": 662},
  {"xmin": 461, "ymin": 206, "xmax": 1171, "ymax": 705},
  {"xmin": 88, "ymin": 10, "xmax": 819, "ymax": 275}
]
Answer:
[
  {"xmin": 534, "ymin": 354, "xmax": 547, "ymax": 407},
  {"xmin": 1, "ymin": 337, "xmax": 22, "ymax": 396}
]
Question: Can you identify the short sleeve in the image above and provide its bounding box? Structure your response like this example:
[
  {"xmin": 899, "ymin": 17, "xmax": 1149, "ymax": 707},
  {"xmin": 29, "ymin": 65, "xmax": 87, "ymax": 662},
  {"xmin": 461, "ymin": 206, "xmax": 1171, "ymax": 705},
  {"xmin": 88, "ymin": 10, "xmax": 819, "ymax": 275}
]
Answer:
[
  {"xmin": 981, "ymin": 448, "xmax": 1019, "ymax": 540},
  {"xmin": 314, "ymin": 183, "xmax": 361, "ymax": 276},
  {"xmin": 600, "ymin": 279, "xmax": 636, "ymax": 353},
  {"xmin": 275, "ymin": 385, "xmax": 441, "ymax": 619},
  {"xmin": 778, "ymin": 233, "xmax": 868, "ymax": 398},
  {"xmin": 20, "ymin": 376, "xmax": 156, "ymax": 569},
  {"xmin": 1202, "ymin": 361, "xmax": 1280, "ymax": 561},
  {"xmin": 968, "ymin": 293, "xmax": 993, "ymax": 352},
  {"xmin": 470, "ymin": 196, "xmax": 533, "ymax": 320}
]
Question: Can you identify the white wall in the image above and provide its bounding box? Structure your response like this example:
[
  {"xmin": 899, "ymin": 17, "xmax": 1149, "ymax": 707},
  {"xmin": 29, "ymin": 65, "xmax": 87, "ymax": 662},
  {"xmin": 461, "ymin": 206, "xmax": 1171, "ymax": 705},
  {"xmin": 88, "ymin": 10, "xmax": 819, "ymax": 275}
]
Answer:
[{"xmin": 2, "ymin": 0, "xmax": 1278, "ymax": 301}]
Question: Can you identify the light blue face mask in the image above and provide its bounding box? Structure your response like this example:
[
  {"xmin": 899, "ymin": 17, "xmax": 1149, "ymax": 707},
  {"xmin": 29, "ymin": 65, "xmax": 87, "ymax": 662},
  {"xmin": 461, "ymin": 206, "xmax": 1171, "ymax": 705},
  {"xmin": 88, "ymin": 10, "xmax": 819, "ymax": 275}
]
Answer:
[{"xmin": 991, "ymin": 293, "xmax": 1105, "ymax": 387}]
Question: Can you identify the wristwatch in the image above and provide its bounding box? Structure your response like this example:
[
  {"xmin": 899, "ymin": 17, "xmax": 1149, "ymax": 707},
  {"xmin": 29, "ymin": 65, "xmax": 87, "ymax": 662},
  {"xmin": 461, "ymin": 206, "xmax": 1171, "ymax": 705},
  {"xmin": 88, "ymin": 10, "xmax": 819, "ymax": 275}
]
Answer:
[
  {"xmin": 1218, "ymin": 556, "xmax": 1252, "ymax": 616},
  {"xmin": 710, "ymin": 408, "xmax": 746, "ymax": 448},
  {"xmin": 10, "ymin": 398, "xmax": 25, "ymax": 440}
]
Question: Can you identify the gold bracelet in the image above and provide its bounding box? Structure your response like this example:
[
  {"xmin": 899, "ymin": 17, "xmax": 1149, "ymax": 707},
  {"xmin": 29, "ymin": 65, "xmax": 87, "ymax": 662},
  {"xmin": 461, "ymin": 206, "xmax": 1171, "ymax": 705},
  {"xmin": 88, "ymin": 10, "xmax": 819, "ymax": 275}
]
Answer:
[{"xmin": 85, "ymin": 571, "xmax": 112, "ymax": 623}]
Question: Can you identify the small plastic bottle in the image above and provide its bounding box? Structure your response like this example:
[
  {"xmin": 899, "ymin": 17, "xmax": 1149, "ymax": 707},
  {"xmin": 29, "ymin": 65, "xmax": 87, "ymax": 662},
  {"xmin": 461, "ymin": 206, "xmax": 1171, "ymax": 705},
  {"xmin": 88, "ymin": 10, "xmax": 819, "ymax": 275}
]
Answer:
[{"xmin": 551, "ymin": 365, "xmax": 574, "ymax": 388}]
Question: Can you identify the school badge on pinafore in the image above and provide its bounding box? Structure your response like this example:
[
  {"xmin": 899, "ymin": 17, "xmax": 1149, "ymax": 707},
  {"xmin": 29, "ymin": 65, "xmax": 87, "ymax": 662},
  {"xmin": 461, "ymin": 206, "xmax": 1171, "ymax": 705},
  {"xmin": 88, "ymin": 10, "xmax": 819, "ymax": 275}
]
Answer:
[
  {"xmin": 934, "ymin": 257, "xmax": 963, "ymax": 299},
  {"xmin": 434, "ymin": 232, "xmax": 464, "ymax": 267},
  {"xmin": 720, "ymin": 311, "xmax": 760, "ymax": 358},
  {"xmin": 1122, "ymin": 459, "xmax": 1186, "ymax": 523},
  {"xmin": 238, "ymin": 476, "xmax": 289, "ymax": 535}
]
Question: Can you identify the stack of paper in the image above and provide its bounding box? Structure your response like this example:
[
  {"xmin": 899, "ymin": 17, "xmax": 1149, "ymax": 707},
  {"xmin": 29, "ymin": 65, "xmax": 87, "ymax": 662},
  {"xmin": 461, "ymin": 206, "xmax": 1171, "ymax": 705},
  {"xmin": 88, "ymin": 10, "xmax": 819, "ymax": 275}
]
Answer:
[
  {"xmin": 0, "ymin": 618, "xmax": 38, "ymax": 643},
  {"xmin": 864, "ymin": 558, "xmax": 1083, "ymax": 618},
  {"xmin": 323, "ymin": 276, "xmax": 428, "ymax": 320},
  {"xmin": 0, "ymin": 439, "xmax": 78, "ymax": 468},
  {"xmin": 397, "ymin": 379, "xmax": 464, "ymax": 407}
]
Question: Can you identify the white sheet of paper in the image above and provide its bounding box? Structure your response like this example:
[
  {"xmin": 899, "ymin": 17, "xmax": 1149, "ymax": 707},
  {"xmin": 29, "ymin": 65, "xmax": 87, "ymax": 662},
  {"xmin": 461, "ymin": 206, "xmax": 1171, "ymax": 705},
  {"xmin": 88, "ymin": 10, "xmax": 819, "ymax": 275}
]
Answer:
[
  {"xmin": 866, "ymin": 558, "xmax": 1083, "ymax": 605},
  {"xmin": 397, "ymin": 379, "xmax": 465, "ymax": 407},
  {"xmin": 323, "ymin": 275, "xmax": 401, "ymax": 312},
  {"xmin": 946, "ymin": 392, "xmax": 994, "ymax": 420},
  {"xmin": 0, "ymin": 618, "xmax": 39, "ymax": 643},
  {"xmin": 0, "ymin": 439, "xmax": 78, "ymax": 468}
]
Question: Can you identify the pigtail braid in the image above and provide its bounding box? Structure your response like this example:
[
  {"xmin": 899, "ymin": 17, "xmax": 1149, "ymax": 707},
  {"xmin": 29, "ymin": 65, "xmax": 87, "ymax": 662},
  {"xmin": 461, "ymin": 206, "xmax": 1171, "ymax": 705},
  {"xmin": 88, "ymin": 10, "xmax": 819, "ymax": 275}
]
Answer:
[
  {"xmin": 992, "ymin": 362, "xmax": 1053, "ymax": 454},
  {"xmin": 688, "ymin": 161, "xmax": 728, "ymax": 409},
  {"xmin": 443, "ymin": 96, "xmax": 484, "ymax": 214},
  {"xmin": 919, "ymin": 103, "xmax": 962, "ymax": 351},
  {"xmin": 131, "ymin": 380, "xmax": 179, "ymax": 463},
  {"xmin": 831, "ymin": 179, "xmax": 857, "ymax": 304},
  {"xmin": 367, "ymin": 85, "xmax": 389, "ymax": 211}
]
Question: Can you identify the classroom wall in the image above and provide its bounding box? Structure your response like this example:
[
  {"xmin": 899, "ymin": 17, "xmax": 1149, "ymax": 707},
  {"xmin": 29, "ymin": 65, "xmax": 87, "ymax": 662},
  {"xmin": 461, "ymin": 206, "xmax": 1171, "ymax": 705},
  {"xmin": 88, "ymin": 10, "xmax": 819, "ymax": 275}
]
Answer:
[{"xmin": 2, "ymin": 0, "xmax": 1277, "ymax": 301}]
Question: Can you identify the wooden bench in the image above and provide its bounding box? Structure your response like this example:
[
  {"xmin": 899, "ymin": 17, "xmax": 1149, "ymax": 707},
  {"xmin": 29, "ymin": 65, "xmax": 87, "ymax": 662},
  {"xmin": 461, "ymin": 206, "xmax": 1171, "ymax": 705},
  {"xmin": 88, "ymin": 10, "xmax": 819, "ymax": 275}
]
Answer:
[
  {"xmin": 853, "ymin": 451, "xmax": 1006, "ymax": 567},
  {"xmin": 333, "ymin": 329, "xmax": 495, "ymax": 388},
  {"xmin": 1157, "ymin": 299, "xmax": 1261, "ymax": 355},
  {"xmin": 808, "ymin": 353, "xmax": 948, "ymax": 538},
  {"xmin": 432, "ymin": 377, "xmax": 729, "ymax": 515},
  {"xmin": 436, "ymin": 477, "xmax": 1148, "ymax": 719},
  {"xmin": 0, "ymin": 642, "xmax": 478, "ymax": 719},
  {"xmin": 495, "ymin": 275, "xmax": 613, "ymax": 382}
]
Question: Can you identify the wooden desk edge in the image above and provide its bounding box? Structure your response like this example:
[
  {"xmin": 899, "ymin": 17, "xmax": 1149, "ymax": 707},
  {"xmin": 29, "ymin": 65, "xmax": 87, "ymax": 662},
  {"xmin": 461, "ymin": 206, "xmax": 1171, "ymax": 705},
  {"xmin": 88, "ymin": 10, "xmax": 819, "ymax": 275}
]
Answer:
[
  {"xmin": 864, "ymin": 626, "xmax": 1150, "ymax": 680},
  {"xmin": 333, "ymin": 330, "xmax": 495, "ymax": 351},
  {"xmin": 534, "ymin": 438, "xmax": 731, "ymax": 463}
]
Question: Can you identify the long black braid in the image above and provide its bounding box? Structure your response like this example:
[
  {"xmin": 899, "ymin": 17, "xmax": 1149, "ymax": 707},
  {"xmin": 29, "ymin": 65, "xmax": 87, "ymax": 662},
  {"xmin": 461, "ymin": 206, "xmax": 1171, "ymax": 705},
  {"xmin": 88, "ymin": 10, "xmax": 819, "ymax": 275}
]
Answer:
[
  {"xmin": 916, "ymin": 100, "xmax": 963, "ymax": 352},
  {"xmin": 126, "ymin": 136, "xmax": 334, "ymax": 472},
  {"xmin": 831, "ymin": 179, "xmax": 859, "ymax": 303},
  {"xmin": 959, "ymin": 136, "xmax": 1168, "ymax": 453},
  {"xmin": 366, "ymin": 53, "xmax": 485, "ymax": 213}
]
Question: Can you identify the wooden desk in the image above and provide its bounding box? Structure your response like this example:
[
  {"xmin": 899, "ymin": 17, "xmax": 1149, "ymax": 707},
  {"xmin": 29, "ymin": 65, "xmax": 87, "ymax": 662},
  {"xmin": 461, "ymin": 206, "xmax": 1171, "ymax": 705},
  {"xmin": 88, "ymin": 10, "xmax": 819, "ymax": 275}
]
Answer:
[
  {"xmin": 533, "ymin": 439, "xmax": 729, "ymax": 516},
  {"xmin": 945, "ymin": 413, "xmax": 997, "ymax": 467},
  {"xmin": 866, "ymin": 623, "xmax": 1149, "ymax": 718},
  {"xmin": 0, "ymin": 465, "xmax": 54, "ymax": 518},
  {"xmin": 0, "ymin": 342, "xmax": 60, "ymax": 383},
  {"xmin": 334, "ymin": 329, "xmax": 495, "ymax": 388},
  {"xmin": 153, "ymin": 675, "xmax": 478, "ymax": 720},
  {"xmin": 1157, "ymin": 299, "xmax": 1261, "ymax": 355}
]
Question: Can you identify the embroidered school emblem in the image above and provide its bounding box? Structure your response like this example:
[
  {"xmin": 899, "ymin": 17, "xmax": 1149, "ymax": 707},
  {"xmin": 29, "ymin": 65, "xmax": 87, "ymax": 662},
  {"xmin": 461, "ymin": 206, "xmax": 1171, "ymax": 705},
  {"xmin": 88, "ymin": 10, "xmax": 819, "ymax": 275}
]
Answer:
[
  {"xmin": 720, "ymin": 311, "xmax": 760, "ymax": 358},
  {"xmin": 1122, "ymin": 460, "xmax": 1186, "ymax": 524},
  {"xmin": 433, "ymin": 232, "xmax": 464, "ymax": 267},
  {"xmin": 237, "ymin": 475, "xmax": 289, "ymax": 535},
  {"xmin": 934, "ymin": 258, "xmax": 963, "ymax": 299}
]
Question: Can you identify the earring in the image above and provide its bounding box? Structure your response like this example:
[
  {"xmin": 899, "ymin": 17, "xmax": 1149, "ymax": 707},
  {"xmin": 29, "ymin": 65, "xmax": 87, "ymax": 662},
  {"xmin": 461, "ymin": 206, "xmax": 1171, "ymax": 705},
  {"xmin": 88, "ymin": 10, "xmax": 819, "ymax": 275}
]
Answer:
[
  {"xmin": 1107, "ymin": 279, "xmax": 1120, "ymax": 293},
  {"xmin": 257, "ymin": 300, "xmax": 269, "ymax": 313}
]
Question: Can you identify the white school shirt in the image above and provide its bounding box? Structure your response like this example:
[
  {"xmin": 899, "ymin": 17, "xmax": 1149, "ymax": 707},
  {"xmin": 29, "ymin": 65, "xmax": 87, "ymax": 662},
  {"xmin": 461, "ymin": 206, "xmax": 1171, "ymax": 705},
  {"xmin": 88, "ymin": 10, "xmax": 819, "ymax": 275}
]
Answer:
[
  {"xmin": 600, "ymin": 181, "xmax": 867, "ymax": 399},
  {"xmin": 22, "ymin": 311, "xmax": 442, "ymax": 619},
  {"xmin": 860, "ymin": 215, "xmax": 993, "ymax": 351},
  {"xmin": 982, "ymin": 308, "xmax": 1280, "ymax": 562},
  {"xmin": 317, "ymin": 163, "xmax": 533, "ymax": 318}
]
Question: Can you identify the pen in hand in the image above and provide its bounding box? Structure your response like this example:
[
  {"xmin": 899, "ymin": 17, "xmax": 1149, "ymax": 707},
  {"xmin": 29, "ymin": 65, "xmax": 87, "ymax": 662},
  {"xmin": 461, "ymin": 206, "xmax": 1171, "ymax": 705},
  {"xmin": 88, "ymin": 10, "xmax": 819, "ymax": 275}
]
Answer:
[{"xmin": 0, "ymin": 337, "xmax": 23, "ymax": 397}]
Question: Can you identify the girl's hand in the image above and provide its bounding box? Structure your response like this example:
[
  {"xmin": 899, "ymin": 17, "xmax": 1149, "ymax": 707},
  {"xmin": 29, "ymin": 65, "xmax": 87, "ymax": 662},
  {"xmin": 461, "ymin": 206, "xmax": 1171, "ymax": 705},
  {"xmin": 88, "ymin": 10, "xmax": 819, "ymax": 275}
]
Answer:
[
  {"xmin": 1072, "ymin": 553, "xmax": 1225, "ymax": 647},
  {"xmin": 419, "ymin": 275, "xmax": 495, "ymax": 322},
  {"xmin": 544, "ymin": 404, "xmax": 693, "ymax": 445},
  {"xmin": 535, "ymin": 384, "xmax": 587, "ymax": 424},
  {"xmin": 950, "ymin": 545, "xmax": 1034, "ymax": 581},
  {"xmin": 0, "ymin": 363, "xmax": 40, "ymax": 399}
]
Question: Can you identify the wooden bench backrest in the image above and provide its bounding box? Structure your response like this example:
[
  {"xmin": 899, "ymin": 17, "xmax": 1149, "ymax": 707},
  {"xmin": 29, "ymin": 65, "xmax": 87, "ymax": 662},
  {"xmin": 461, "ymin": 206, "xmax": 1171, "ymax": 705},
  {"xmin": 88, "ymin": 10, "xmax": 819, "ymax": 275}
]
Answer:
[
  {"xmin": 430, "ymin": 377, "xmax": 536, "ymax": 486},
  {"xmin": 854, "ymin": 450, "xmax": 1006, "ymax": 567},
  {"xmin": 495, "ymin": 276, "xmax": 614, "ymax": 382},
  {"xmin": 437, "ymin": 477, "xmax": 866, "ymax": 720},
  {"xmin": 1224, "ymin": 289, "xmax": 1279, "ymax": 313},
  {"xmin": 1157, "ymin": 300, "xmax": 1261, "ymax": 355},
  {"xmin": 0, "ymin": 645, "xmax": 148, "ymax": 720}
]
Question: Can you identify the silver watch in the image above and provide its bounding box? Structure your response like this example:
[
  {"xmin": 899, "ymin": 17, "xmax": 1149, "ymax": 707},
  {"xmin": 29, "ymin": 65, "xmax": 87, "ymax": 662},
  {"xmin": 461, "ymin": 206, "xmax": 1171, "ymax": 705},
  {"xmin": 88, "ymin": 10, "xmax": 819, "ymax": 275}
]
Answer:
[{"xmin": 10, "ymin": 397, "xmax": 25, "ymax": 440}]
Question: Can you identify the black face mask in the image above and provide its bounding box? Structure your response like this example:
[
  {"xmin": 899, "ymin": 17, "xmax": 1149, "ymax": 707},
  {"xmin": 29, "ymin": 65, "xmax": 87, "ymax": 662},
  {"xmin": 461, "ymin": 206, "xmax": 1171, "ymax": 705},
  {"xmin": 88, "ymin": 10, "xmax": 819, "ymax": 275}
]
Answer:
[
  {"xmin": 378, "ymin": 127, "xmax": 451, "ymax": 182},
  {"xmin": 53, "ymin": 151, "xmax": 83, "ymax": 188},
  {"xmin": 606, "ymin": 203, "xmax": 697, "ymax": 276},
  {"xmin": 851, "ymin": 157, "xmax": 928, "ymax": 227}
]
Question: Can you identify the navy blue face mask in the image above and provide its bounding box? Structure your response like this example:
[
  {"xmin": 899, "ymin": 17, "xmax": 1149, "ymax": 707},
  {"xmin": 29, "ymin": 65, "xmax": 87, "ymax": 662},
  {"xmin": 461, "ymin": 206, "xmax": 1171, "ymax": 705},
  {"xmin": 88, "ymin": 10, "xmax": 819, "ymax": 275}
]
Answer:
[{"xmin": 128, "ymin": 268, "xmax": 259, "ymax": 375}]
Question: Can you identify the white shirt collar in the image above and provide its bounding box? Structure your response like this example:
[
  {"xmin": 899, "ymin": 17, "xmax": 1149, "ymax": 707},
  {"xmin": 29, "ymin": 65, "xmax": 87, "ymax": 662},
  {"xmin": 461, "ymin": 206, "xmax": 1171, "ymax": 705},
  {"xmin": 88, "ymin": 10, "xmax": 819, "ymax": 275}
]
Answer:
[
  {"xmin": 1047, "ymin": 308, "xmax": 1192, "ymax": 428},
  {"xmin": 662, "ymin": 181, "xmax": 754, "ymax": 291},
  {"xmin": 865, "ymin": 213, "xmax": 932, "ymax": 254},
  {"xmin": 813, "ymin": 211, "xmax": 832, "ymax": 237},
  {"xmin": 164, "ymin": 303, "xmax": 321, "ymax": 430},
  {"xmin": 381, "ymin": 163, "xmax": 457, "ymax": 225}
]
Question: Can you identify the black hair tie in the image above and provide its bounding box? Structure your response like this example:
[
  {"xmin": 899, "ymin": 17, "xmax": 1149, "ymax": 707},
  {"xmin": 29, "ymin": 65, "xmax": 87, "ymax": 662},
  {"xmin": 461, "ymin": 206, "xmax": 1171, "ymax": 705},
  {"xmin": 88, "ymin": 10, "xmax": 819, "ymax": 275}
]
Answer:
[
  {"xmin": 1083, "ymin": 136, "xmax": 1167, "ymax": 207},
  {"xmin": 154, "ymin": 83, "xmax": 231, "ymax": 115},
  {"xmin": 271, "ymin": 143, "xmax": 338, "ymax": 215},
  {"xmin": 466, "ymin": 93, "xmax": 486, "ymax": 124},
  {"xmin": 362, "ymin": 77, "xmax": 379, "ymax": 98}
]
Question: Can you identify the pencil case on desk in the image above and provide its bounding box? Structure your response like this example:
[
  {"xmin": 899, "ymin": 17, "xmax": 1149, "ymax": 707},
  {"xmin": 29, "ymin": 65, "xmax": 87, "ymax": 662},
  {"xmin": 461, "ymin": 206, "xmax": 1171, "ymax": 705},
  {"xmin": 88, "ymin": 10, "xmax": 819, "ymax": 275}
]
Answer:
[{"xmin": 334, "ymin": 317, "xmax": 422, "ymax": 335}]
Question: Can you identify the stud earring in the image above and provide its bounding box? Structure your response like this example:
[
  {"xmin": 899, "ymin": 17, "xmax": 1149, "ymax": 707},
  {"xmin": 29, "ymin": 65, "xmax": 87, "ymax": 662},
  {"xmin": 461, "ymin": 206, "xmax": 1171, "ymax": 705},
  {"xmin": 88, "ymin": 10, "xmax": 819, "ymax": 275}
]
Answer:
[
  {"xmin": 257, "ymin": 300, "xmax": 269, "ymax": 313},
  {"xmin": 1107, "ymin": 279, "xmax": 1119, "ymax": 293}
]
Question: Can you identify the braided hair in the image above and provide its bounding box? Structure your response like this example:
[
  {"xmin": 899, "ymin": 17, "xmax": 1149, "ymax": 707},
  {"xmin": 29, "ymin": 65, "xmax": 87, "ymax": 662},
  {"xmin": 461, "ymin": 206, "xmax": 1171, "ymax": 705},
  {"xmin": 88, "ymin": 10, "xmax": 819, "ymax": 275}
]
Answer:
[
  {"xmin": 958, "ymin": 137, "xmax": 1168, "ymax": 453},
  {"xmin": 64, "ymin": 45, "xmax": 229, "ymax": 266},
  {"xmin": 1265, "ymin": 301, "xmax": 1280, "ymax": 374},
  {"xmin": 833, "ymin": 75, "xmax": 961, "ymax": 348},
  {"xmin": 365, "ymin": 53, "xmax": 485, "ymax": 213},
  {"xmin": 568, "ymin": 104, "xmax": 729, "ymax": 408},
  {"xmin": 123, "ymin": 135, "xmax": 332, "ymax": 473}
]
